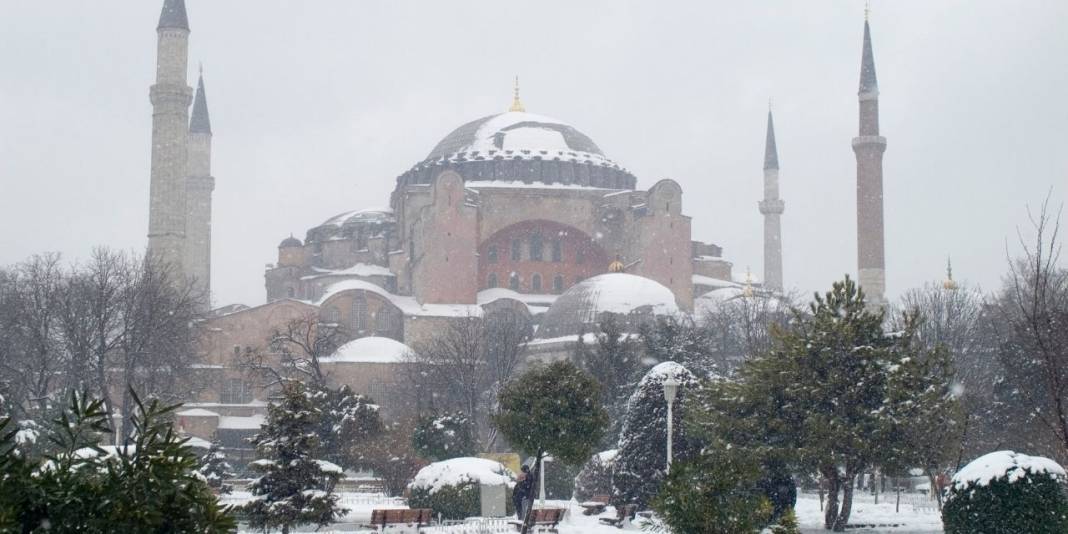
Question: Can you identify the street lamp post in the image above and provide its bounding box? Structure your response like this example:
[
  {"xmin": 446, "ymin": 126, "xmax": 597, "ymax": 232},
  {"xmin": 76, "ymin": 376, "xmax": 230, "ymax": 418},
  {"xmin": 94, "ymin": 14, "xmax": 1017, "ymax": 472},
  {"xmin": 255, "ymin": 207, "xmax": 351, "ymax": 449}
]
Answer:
[{"xmin": 662, "ymin": 377, "xmax": 680, "ymax": 474}]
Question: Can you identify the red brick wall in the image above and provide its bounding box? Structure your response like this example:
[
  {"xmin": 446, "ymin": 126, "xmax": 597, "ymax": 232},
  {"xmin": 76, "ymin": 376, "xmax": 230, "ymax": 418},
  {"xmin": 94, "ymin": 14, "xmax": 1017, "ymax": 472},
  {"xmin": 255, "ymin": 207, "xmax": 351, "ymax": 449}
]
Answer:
[{"xmin": 478, "ymin": 219, "xmax": 608, "ymax": 294}]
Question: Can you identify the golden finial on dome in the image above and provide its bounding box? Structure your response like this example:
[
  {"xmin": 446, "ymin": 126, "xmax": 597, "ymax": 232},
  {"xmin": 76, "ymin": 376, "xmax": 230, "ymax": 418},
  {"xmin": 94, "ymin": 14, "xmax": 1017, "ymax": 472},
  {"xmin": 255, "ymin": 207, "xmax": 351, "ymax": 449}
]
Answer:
[
  {"xmin": 943, "ymin": 257, "xmax": 959, "ymax": 291},
  {"xmin": 608, "ymin": 255, "xmax": 625, "ymax": 273},
  {"xmin": 509, "ymin": 75, "xmax": 526, "ymax": 113}
]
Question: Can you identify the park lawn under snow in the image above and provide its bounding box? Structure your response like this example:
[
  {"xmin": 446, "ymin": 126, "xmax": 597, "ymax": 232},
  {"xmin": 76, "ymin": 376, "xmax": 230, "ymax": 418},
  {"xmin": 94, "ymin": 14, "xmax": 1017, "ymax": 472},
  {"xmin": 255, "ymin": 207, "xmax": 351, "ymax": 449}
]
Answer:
[{"xmin": 231, "ymin": 494, "xmax": 945, "ymax": 533}]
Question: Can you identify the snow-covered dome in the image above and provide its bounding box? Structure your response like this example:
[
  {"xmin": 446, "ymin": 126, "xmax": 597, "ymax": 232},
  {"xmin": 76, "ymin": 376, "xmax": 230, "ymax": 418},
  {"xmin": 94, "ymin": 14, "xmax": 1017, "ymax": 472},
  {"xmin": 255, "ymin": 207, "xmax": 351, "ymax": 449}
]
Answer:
[
  {"xmin": 318, "ymin": 207, "xmax": 395, "ymax": 228},
  {"xmin": 320, "ymin": 336, "xmax": 412, "ymax": 364},
  {"xmin": 535, "ymin": 273, "xmax": 679, "ymax": 339},
  {"xmin": 396, "ymin": 111, "xmax": 638, "ymax": 190},
  {"xmin": 279, "ymin": 236, "xmax": 302, "ymax": 248}
]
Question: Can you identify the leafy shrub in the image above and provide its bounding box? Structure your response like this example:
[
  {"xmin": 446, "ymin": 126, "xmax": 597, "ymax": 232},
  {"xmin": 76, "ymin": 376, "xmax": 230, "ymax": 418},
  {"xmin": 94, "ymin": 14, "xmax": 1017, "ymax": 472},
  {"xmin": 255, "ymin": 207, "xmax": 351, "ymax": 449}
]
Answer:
[
  {"xmin": 407, "ymin": 458, "xmax": 515, "ymax": 520},
  {"xmin": 541, "ymin": 458, "xmax": 581, "ymax": 500},
  {"xmin": 412, "ymin": 412, "xmax": 476, "ymax": 461},
  {"xmin": 943, "ymin": 450, "xmax": 1068, "ymax": 534},
  {"xmin": 574, "ymin": 450, "xmax": 617, "ymax": 502},
  {"xmin": 650, "ymin": 448, "xmax": 772, "ymax": 534}
]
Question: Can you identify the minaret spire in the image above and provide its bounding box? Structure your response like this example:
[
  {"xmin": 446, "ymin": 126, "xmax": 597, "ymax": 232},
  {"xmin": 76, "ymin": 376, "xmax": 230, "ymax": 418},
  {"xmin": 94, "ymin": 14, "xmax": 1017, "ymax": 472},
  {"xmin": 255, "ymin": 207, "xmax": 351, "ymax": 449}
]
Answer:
[
  {"xmin": 186, "ymin": 67, "xmax": 215, "ymax": 309},
  {"xmin": 759, "ymin": 108, "xmax": 785, "ymax": 292},
  {"xmin": 147, "ymin": 0, "xmax": 193, "ymax": 276},
  {"xmin": 509, "ymin": 76, "xmax": 526, "ymax": 113},
  {"xmin": 853, "ymin": 12, "xmax": 888, "ymax": 307}
]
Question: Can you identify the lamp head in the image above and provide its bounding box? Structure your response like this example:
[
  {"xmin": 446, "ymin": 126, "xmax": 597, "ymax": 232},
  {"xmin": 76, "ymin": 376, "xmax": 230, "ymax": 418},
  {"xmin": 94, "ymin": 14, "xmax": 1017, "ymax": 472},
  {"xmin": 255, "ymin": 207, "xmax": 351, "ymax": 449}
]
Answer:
[{"xmin": 662, "ymin": 377, "xmax": 680, "ymax": 403}]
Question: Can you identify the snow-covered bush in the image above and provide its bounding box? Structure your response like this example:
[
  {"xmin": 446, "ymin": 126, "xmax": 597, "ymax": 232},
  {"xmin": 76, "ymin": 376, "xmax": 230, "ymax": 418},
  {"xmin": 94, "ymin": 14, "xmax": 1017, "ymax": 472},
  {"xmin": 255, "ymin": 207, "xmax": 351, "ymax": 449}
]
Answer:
[
  {"xmin": 574, "ymin": 449, "xmax": 617, "ymax": 502},
  {"xmin": 943, "ymin": 450, "xmax": 1068, "ymax": 534},
  {"xmin": 613, "ymin": 361, "xmax": 698, "ymax": 507},
  {"xmin": 407, "ymin": 457, "xmax": 515, "ymax": 519},
  {"xmin": 412, "ymin": 412, "xmax": 476, "ymax": 461}
]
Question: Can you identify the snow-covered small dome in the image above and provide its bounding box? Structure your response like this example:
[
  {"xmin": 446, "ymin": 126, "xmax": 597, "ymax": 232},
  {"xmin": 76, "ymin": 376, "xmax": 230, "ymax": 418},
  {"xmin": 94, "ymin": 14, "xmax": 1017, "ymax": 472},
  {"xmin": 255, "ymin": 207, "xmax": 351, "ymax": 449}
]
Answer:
[
  {"xmin": 535, "ymin": 273, "xmax": 679, "ymax": 339},
  {"xmin": 319, "ymin": 207, "xmax": 395, "ymax": 228},
  {"xmin": 279, "ymin": 236, "xmax": 303, "ymax": 248},
  {"xmin": 320, "ymin": 336, "xmax": 412, "ymax": 364}
]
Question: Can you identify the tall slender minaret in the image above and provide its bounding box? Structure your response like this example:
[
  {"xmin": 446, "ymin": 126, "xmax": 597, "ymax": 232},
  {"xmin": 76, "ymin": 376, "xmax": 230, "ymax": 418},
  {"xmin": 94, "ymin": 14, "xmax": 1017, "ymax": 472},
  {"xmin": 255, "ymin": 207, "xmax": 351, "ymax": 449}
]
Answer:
[
  {"xmin": 853, "ymin": 13, "xmax": 888, "ymax": 306},
  {"xmin": 147, "ymin": 0, "xmax": 192, "ymax": 275},
  {"xmin": 186, "ymin": 68, "xmax": 214, "ymax": 308},
  {"xmin": 758, "ymin": 109, "xmax": 785, "ymax": 292}
]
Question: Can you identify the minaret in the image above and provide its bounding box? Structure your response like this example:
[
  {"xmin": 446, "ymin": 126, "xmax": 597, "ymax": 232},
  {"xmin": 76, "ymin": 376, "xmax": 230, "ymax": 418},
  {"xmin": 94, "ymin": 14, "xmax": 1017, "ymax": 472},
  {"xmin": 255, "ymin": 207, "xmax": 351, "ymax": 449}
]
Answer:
[
  {"xmin": 186, "ymin": 68, "xmax": 214, "ymax": 308},
  {"xmin": 758, "ymin": 108, "xmax": 785, "ymax": 292},
  {"xmin": 147, "ymin": 0, "xmax": 193, "ymax": 275},
  {"xmin": 853, "ymin": 12, "xmax": 888, "ymax": 306}
]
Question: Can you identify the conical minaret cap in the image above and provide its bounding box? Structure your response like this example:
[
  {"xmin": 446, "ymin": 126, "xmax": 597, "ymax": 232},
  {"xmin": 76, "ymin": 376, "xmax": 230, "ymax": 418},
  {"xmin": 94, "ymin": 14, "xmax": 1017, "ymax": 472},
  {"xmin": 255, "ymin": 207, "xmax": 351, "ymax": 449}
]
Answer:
[
  {"xmin": 190, "ymin": 72, "xmax": 212, "ymax": 134},
  {"xmin": 859, "ymin": 20, "xmax": 879, "ymax": 95},
  {"xmin": 764, "ymin": 110, "xmax": 779, "ymax": 170},
  {"xmin": 158, "ymin": 0, "xmax": 190, "ymax": 31}
]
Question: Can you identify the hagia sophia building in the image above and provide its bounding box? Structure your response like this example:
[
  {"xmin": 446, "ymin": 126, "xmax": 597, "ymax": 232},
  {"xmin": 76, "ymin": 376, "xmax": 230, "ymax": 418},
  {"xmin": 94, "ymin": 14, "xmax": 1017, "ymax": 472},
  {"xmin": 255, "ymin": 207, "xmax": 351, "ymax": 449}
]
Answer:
[{"xmin": 145, "ymin": 0, "xmax": 887, "ymax": 450}]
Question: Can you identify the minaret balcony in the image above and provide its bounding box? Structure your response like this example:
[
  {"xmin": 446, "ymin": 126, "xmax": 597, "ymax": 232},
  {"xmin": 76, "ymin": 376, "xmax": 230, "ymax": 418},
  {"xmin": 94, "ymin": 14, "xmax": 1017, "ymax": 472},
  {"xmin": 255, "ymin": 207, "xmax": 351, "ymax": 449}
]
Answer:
[{"xmin": 851, "ymin": 135, "xmax": 887, "ymax": 150}]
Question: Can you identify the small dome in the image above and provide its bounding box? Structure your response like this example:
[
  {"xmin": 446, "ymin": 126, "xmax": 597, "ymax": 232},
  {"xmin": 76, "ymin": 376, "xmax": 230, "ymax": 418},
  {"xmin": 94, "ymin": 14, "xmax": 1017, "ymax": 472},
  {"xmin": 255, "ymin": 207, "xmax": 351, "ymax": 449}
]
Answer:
[
  {"xmin": 279, "ymin": 236, "xmax": 303, "ymax": 248},
  {"xmin": 535, "ymin": 273, "xmax": 679, "ymax": 339},
  {"xmin": 319, "ymin": 207, "xmax": 395, "ymax": 228}
]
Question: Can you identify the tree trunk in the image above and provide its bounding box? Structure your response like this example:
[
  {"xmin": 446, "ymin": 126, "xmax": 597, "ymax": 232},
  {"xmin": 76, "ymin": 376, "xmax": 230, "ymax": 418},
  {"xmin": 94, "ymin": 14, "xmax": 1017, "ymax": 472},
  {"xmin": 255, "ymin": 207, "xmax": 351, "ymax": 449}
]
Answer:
[
  {"xmin": 833, "ymin": 469, "xmax": 855, "ymax": 532},
  {"xmin": 823, "ymin": 471, "xmax": 840, "ymax": 530}
]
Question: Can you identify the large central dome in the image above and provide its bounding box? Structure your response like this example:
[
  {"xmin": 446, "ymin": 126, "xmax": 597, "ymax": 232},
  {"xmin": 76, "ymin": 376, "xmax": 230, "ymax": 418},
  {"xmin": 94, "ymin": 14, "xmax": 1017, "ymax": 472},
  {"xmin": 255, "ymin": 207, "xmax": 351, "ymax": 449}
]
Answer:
[{"xmin": 395, "ymin": 111, "xmax": 637, "ymax": 190}]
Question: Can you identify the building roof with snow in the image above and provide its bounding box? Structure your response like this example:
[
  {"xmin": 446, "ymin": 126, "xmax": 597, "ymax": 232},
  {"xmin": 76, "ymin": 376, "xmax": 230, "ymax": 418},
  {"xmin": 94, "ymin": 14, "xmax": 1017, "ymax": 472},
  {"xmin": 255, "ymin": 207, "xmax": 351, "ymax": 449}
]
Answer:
[
  {"xmin": 321, "ymin": 336, "xmax": 413, "ymax": 364},
  {"xmin": 534, "ymin": 273, "xmax": 680, "ymax": 339}
]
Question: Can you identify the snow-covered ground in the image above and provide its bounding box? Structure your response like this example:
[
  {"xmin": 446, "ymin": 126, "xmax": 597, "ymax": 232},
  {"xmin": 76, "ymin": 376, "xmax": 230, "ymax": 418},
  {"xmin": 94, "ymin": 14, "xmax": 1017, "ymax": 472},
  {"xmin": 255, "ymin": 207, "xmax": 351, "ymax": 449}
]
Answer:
[{"xmin": 229, "ymin": 492, "xmax": 945, "ymax": 533}]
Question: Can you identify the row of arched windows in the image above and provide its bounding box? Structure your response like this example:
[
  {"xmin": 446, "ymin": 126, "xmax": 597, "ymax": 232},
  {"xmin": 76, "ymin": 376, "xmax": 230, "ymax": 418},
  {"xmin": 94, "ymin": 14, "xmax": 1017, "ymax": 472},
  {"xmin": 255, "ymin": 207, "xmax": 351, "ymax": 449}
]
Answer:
[
  {"xmin": 321, "ymin": 296, "xmax": 399, "ymax": 336},
  {"xmin": 486, "ymin": 237, "xmax": 567, "ymax": 264},
  {"xmin": 486, "ymin": 273, "xmax": 570, "ymax": 294}
]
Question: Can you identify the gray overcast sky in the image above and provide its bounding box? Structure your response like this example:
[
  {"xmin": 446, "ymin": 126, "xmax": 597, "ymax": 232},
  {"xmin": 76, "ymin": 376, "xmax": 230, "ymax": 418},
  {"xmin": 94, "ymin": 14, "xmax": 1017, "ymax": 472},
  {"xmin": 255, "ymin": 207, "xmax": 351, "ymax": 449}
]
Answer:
[{"xmin": 1, "ymin": 1, "xmax": 1065, "ymax": 308}]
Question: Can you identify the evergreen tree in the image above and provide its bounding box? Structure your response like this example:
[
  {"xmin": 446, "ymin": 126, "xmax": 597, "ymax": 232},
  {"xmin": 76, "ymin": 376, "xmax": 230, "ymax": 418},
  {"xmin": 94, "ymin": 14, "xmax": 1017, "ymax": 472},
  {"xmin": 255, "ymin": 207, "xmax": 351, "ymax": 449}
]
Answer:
[
  {"xmin": 494, "ymin": 361, "xmax": 608, "ymax": 534},
  {"xmin": 0, "ymin": 391, "xmax": 235, "ymax": 533},
  {"xmin": 199, "ymin": 438, "xmax": 236, "ymax": 494},
  {"xmin": 612, "ymin": 361, "xmax": 699, "ymax": 508},
  {"xmin": 240, "ymin": 382, "xmax": 344, "ymax": 534},
  {"xmin": 573, "ymin": 315, "xmax": 646, "ymax": 445},
  {"xmin": 641, "ymin": 315, "xmax": 725, "ymax": 379},
  {"xmin": 412, "ymin": 412, "xmax": 477, "ymax": 461},
  {"xmin": 692, "ymin": 277, "xmax": 957, "ymax": 532},
  {"xmin": 313, "ymin": 384, "xmax": 383, "ymax": 470}
]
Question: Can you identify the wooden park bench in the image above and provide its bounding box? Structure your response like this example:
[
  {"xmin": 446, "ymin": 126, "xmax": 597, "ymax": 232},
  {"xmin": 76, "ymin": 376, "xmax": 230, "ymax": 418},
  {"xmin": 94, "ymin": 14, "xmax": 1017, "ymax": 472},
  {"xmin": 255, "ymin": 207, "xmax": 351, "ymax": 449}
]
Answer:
[
  {"xmin": 598, "ymin": 504, "xmax": 638, "ymax": 529},
  {"xmin": 579, "ymin": 494, "xmax": 611, "ymax": 515},
  {"xmin": 367, "ymin": 508, "xmax": 432, "ymax": 532},
  {"xmin": 508, "ymin": 507, "xmax": 566, "ymax": 533}
]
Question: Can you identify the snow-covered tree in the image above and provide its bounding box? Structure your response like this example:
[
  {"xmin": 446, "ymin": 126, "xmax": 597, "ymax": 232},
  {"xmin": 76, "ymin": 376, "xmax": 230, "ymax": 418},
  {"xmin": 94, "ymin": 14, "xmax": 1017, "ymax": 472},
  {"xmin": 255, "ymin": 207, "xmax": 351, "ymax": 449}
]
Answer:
[
  {"xmin": 699, "ymin": 277, "xmax": 956, "ymax": 531},
  {"xmin": 573, "ymin": 449, "xmax": 617, "ymax": 502},
  {"xmin": 612, "ymin": 361, "xmax": 698, "ymax": 508},
  {"xmin": 641, "ymin": 315, "xmax": 724, "ymax": 379},
  {"xmin": 313, "ymin": 384, "xmax": 383, "ymax": 470},
  {"xmin": 494, "ymin": 361, "xmax": 608, "ymax": 533},
  {"xmin": 198, "ymin": 438, "xmax": 235, "ymax": 494},
  {"xmin": 412, "ymin": 411, "xmax": 476, "ymax": 461},
  {"xmin": 240, "ymin": 382, "xmax": 344, "ymax": 534},
  {"xmin": 573, "ymin": 315, "xmax": 646, "ymax": 445}
]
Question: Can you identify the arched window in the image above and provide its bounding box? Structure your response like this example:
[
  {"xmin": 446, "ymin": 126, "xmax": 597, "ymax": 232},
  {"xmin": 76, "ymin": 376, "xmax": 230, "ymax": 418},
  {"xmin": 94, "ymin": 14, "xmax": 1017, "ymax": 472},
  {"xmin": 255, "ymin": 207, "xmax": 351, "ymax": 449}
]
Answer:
[
  {"xmin": 509, "ymin": 273, "xmax": 520, "ymax": 291},
  {"xmin": 351, "ymin": 296, "xmax": 368, "ymax": 333},
  {"xmin": 286, "ymin": 287, "xmax": 295, "ymax": 298},
  {"xmin": 553, "ymin": 275, "xmax": 564, "ymax": 294},
  {"xmin": 551, "ymin": 240, "xmax": 562, "ymax": 262},
  {"xmin": 531, "ymin": 274, "xmax": 542, "ymax": 292},
  {"xmin": 575, "ymin": 247, "xmax": 586, "ymax": 264},
  {"xmin": 375, "ymin": 306, "xmax": 393, "ymax": 334},
  {"xmin": 530, "ymin": 234, "xmax": 543, "ymax": 261},
  {"xmin": 487, "ymin": 245, "xmax": 499, "ymax": 264},
  {"xmin": 511, "ymin": 240, "xmax": 521, "ymax": 261},
  {"xmin": 487, "ymin": 273, "xmax": 498, "ymax": 289},
  {"xmin": 324, "ymin": 307, "xmax": 340, "ymax": 324}
]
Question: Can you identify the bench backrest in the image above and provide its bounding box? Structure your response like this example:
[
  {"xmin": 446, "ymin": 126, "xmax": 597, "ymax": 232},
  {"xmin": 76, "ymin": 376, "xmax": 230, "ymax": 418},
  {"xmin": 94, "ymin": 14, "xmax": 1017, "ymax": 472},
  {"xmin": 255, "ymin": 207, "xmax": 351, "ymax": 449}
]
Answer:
[
  {"xmin": 371, "ymin": 508, "xmax": 432, "ymax": 525},
  {"xmin": 533, "ymin": 508, "xmax": 565, "ymax": 523},
  {"xmin": 591, "ymin": 494, "xmax": 611, "ymax": 504}
]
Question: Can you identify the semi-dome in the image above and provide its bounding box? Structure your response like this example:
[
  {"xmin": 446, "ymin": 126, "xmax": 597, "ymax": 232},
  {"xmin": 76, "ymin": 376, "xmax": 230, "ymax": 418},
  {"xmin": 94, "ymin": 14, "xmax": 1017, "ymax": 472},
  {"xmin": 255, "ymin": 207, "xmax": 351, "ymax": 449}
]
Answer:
[
  {"xmin": 535, "ymin": 273, "xmax": 679, "ymax": 340},
  {"xmin": 396, "ymin": 111, "xmax": 638, "ymax": 190}
]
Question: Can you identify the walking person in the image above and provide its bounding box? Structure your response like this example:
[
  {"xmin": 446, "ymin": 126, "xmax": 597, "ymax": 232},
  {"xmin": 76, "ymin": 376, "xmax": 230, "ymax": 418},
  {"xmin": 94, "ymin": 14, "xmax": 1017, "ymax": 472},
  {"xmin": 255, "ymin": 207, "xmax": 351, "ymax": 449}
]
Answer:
[{"xmin": 513, "ymin": 465, "xmax": 533, "ymax": 520}]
